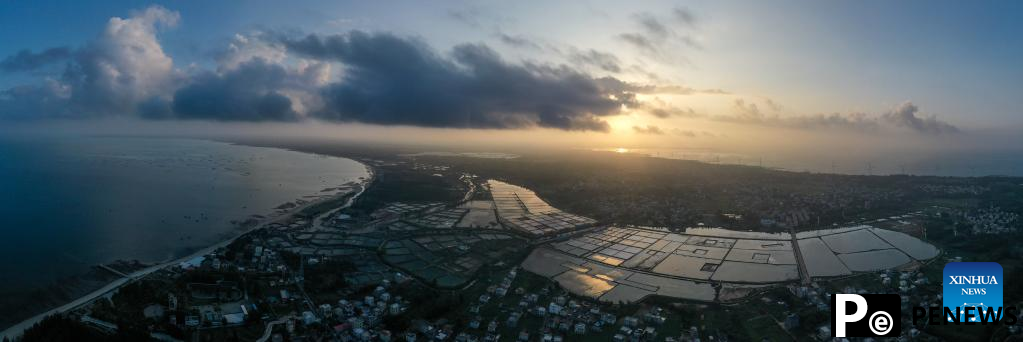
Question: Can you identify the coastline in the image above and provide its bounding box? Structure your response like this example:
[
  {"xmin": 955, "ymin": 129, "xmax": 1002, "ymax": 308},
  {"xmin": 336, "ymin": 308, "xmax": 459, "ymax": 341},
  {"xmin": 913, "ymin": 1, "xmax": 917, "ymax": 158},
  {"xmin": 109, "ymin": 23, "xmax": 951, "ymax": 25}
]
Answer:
[{"xmin": 0, "ymin": 151, "xmax": 375, "ymax": 340}]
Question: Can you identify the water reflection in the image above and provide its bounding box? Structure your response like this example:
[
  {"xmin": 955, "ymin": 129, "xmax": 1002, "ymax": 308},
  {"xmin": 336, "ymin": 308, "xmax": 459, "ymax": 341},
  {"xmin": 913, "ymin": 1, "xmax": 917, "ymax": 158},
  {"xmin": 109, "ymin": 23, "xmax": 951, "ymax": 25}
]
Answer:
[{"xmin": 525, "ymin": 224, "xmax": 938, "ymax": 303}]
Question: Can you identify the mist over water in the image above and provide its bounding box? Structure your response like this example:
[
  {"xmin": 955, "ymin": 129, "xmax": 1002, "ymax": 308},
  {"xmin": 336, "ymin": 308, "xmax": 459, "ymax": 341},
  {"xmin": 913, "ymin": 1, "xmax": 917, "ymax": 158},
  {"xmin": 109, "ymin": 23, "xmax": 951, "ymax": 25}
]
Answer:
[
  {"xmin": 597, "ymin": 147, "xmax": 1023, "ymax": 177},
  {"xmin": 0, "ymin": 136, "xmax": 368, "ymax": 292}
]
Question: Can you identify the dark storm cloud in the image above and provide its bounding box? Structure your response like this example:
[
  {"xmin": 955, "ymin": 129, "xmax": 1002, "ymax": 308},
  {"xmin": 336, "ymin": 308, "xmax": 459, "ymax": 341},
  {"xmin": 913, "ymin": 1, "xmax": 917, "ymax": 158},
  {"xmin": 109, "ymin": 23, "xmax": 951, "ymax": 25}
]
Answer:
[
  {"xmin": 280, "ymin": 31, "xmax": 634, "ymax": 131},
  {"xmin": 0, "ymin": 47, "xmax": 72, "ymax": 72},
  {"xmin": 167, "ymin": 59, "xmax": 299, "ymax": 121}
]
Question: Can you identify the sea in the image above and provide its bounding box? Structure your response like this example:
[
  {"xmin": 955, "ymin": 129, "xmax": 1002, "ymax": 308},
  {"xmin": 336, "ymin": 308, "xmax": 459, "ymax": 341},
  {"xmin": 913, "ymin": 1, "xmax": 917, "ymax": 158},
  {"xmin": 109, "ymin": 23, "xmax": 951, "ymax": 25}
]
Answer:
[{"xmin": 0, "ymin": 136, "xmax": 368, "ymax": 295}]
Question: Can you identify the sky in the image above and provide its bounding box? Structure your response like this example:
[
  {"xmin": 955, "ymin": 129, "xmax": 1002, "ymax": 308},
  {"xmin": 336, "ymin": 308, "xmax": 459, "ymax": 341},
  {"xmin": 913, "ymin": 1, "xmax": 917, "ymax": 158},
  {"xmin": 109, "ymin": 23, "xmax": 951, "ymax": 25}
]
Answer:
[{"xmin": 1, "ymin": 0, "xmax": 1021, "ymax": 162}]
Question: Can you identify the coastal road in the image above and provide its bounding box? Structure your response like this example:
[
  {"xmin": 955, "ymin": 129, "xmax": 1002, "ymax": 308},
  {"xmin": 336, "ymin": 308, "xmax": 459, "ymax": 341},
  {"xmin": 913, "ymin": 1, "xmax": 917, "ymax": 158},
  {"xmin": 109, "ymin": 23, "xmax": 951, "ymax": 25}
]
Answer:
[
  {"xmin": 1, "ymin": 170, "xmax": 374, "ymax": 340},
  {"xmin": 0, "ymin": 263, "xmax": 162, "ymax": 339},
  {"xmin": 255, "ymin": 315, "xmax": 295, "ymax": 342}
]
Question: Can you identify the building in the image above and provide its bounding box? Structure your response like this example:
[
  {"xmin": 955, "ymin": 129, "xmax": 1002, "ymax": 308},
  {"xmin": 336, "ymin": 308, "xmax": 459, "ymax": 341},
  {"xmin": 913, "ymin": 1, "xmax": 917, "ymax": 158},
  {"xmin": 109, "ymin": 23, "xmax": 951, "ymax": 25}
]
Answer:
[
  {"xmin": 623, "ymin": 316, "xmax": 639, "ymax": 328},
  {"xmin": 302, "ymin": 311, "xmax": 318, "ymax": 325},
  {"xmin": 784, "ymin": 313, "xmax": 799, "ymax": 330}
]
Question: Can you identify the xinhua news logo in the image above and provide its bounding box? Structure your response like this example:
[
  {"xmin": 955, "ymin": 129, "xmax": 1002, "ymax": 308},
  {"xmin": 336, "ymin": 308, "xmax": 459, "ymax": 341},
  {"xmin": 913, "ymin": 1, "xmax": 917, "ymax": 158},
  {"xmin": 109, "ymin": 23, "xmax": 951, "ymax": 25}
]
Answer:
[
  {"xmin": 943, "ymin": 262, "xmax": 1002, "ymax": 322},
  {"xmin": 831, "ymin": 294, "xmax": 901, "ymax": 337},
  {"xmin": 910, "ymin": 262, "xmax": 1018, "ymax": 326}
]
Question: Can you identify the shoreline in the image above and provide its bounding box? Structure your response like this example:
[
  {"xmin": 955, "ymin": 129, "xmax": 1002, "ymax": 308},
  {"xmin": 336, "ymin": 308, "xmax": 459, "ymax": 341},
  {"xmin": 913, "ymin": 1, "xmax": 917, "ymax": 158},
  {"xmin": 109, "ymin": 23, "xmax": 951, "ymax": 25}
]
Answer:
[{"xmin": 1, "ymin": 151, "xmax": 375, "ymax": 340}]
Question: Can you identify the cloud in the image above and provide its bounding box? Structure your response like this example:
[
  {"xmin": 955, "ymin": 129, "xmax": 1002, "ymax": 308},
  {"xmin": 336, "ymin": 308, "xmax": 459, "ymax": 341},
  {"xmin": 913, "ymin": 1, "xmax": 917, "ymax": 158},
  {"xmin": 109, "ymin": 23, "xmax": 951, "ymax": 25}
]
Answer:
[
  {"xmin": 722, "ymin": 98, "xmax": 881, "ymax": 131},
  {"xmin": 1, "ymin": 7, "xmax": 636, "ymax": 131},
  {"xmin": 881, "ymin": 101, "xmax": 959, "ymax": 134},
  {"xmin": 0, "ymin": 5, "xmax": 962, "ymax": 139},
  {"xmin": 764, "ymin": 98, "xmax": 783, "ymax": 112},
  {"xmin": 618, "ymin": 33, "xmax": 660, "ymax": 57},
  {"xmin": 492, "ymin": 34, "xmax": 623, "ymax": 74},
  {"xmin": 216, "ymin": 33, "xmax": 288, "ymax": 71},
  {"xmin": 496, "ymin": 33, "xmax": 543, "ymax": 50},
  {"xmin": 567, "ymin": 49, "xmax": 622, "ymax": 73},
  {"xmin": 672, "ymin": 128, "xmax": 696, "ymax": 137},
  {"xmin": 637, "ymin": 84, "xmax": 729, "ymax": 95},
  {"xmin": 632, "ymin": 125, "xmax": 664, "ymax": 135},
  {"xmin": 68, "ymin": 5, "xmax": 181, "ymax": 115},
  {"xmin": 0, "ymin": 5, "xmax": 181, "ymax": 118},
  {"xmin": 594, "ymin": 77, "xmax": 727, "ymax": 96},
  {"xmin": 635, "ymin": 13, "xmax": 671, "ymax": 40},
  {"xmin": 158, "ymin": 59, "xmax": 300, "ymax": 121},
  {"xmin": 633, "ymin": 96, "xmax": 702, "ymax": 119},
  {"xmin": 447, "ymin": 9, "xmax": 482, "ymax": 28},
  {"xmin": 673, "ymin": 128, "xmax": 716, "ymax": 138},
  {"xmin": 717, "ymin": 98, "xmax": 958, "ymax": 135},
  {"xmin": 648, "ymin": 105, "xmax": 700, "ymax": 119},
  {"xmin": 146, "ymin": 29, "xmax": 332, "ymax": 121},
  {"xmin": 634, "ymin": 125, "xmax": 717, "ymax": 138},
  {"xmin": 0, "ymin": 81, "xmax": 73, "ymax": 119},
  {"xmin": 618, "ymin": 10, "xmax": 700, "ymax": 62},
  {"xmin": 672, "ymin": 7, "xmax": 698, "ymax": 27},
  {"xmin": 0, "ymin": 47, "xmax": 72, "ymax": 72},
  {"xmin": 280, "ymin": 31, "xmax": 636, "ymax": 131}
]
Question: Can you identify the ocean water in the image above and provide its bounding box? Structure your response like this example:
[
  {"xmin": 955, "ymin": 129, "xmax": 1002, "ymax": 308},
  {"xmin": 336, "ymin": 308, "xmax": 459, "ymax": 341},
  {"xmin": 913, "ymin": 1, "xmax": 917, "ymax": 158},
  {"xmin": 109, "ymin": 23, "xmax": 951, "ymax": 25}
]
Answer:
[{"xmin": 0, "ymin": 136, "xmax": 368, "ymax": 292}]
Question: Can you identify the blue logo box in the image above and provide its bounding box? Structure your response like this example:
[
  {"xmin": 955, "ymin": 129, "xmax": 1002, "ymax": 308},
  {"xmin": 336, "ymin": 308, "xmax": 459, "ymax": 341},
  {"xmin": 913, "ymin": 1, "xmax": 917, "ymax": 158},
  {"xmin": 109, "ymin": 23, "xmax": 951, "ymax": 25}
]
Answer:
[{"xmin": 943, "ymin": 262, "xmax": 1003, "ymax": 322}]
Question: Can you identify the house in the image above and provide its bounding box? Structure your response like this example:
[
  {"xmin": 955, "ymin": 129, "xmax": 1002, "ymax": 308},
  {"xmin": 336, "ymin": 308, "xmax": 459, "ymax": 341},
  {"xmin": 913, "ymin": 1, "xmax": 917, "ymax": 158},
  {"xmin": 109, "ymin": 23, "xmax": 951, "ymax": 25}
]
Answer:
[
  {"xmin": 302, "ymin": 311, "xmax": 318, "ymax": 325},
  {"xmin": 623, "ymin": 316, "xmax": 639, "ymax": 328},
  {"xmin": 143, "ymin": 304, "xmax": 165, "ymax": 320}
]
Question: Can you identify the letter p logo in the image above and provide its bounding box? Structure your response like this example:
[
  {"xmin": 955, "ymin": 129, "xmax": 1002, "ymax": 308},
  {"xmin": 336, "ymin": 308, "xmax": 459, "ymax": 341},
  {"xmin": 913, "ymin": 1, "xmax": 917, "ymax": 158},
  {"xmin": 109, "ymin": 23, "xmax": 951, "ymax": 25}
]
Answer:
[
  {"xmin": 831, "ymin": 293, "xmax": 901, "ymax": 337},
  {"xmin": 834, "ymin": 294, "xmax": 868, "ymax": 337}
]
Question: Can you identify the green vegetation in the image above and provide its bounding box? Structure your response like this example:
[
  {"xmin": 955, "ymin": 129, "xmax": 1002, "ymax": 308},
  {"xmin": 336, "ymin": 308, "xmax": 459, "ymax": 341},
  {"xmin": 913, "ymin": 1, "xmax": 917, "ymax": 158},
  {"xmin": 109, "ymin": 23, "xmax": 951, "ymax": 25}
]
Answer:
[
  {"xmin": 19, "ymin": 315, "xmax": 130, "ymax": 342},
  {"xmin": 430, "ymin": 151, "xmax": 990, "ymax": 231},
  {"xmin": 352, "ymin": 164, "xmax": 466, "ymax": 212}
]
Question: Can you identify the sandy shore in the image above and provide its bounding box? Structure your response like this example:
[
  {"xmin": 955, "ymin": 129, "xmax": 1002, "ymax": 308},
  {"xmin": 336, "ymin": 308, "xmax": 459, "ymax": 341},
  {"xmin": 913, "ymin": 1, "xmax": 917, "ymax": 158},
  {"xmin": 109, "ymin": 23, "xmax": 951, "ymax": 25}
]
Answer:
[{"xmin": 1, "ymin": 165, "xmax": 374, "ymax": 340}]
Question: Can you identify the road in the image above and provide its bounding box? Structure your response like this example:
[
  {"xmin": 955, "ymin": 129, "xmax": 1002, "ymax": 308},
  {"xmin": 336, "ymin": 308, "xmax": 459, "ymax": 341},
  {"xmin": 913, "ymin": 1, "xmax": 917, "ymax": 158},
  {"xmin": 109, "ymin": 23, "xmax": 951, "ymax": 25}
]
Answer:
[
  {"xmin": 255, "ymin": 315, "xmax": 295, "ymax": 342},
  {"xmin": 789, "ymin": 227, "xmax": 811, "ymax": 285}
]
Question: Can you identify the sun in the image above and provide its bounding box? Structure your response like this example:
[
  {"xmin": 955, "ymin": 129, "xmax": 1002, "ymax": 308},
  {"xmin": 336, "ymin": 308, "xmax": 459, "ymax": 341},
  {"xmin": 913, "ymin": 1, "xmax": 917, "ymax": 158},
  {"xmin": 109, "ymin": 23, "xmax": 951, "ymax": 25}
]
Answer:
[{"xmin": 614, "ymin": 147, "xmax": 629, "ymax": 153}]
